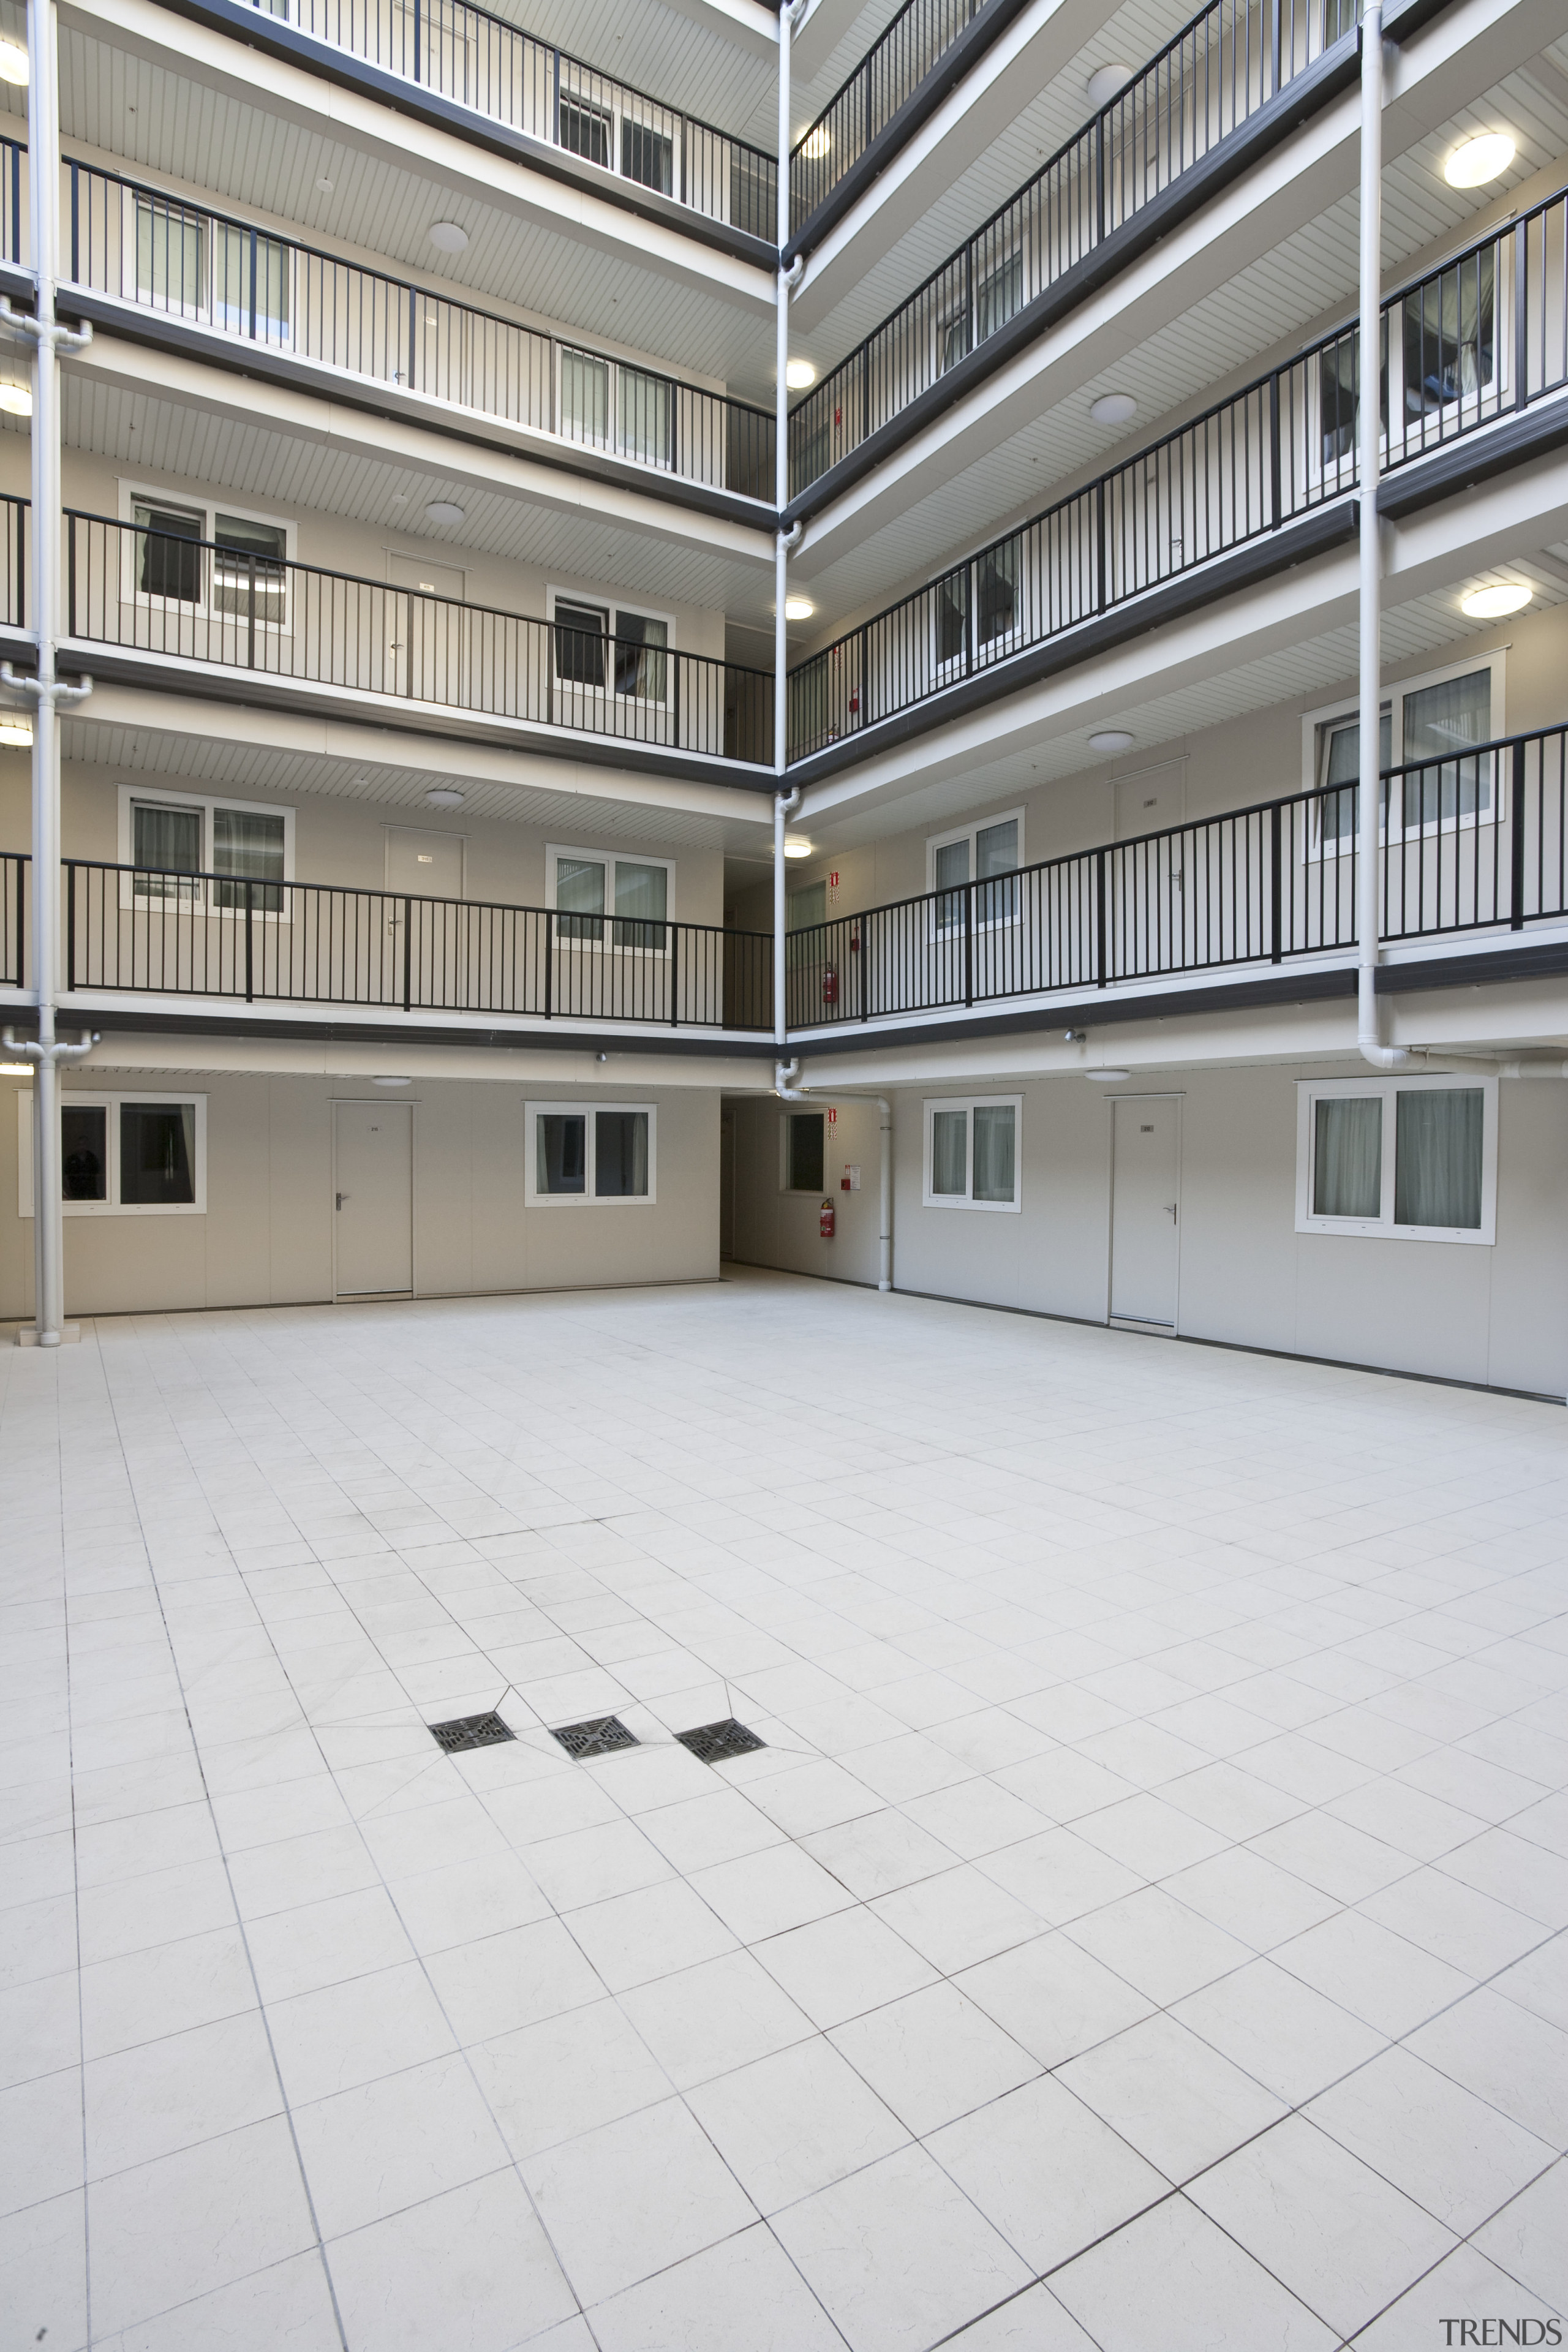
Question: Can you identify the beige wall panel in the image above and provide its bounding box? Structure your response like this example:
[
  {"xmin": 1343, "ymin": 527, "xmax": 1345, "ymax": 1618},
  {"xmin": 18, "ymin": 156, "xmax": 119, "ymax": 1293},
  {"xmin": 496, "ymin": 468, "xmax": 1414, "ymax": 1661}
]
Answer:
[
  {"xmin": 407, "ymin": 1084, "xmax": 475, "ymax": 1300},
  {"xmin": 0, "ymin": 1081, "xmax": 28, "ymax": 1314},
  {"xmin": 1291, "ymin": 1231, "xmax": 1495, "ymax": 1386},
  {"xmin": 269, "ymin": 1080, "xmax": 334, "ymax": 1304},
  {"xmin": 62, "ymin": 1210, "xmax": 210, "ymax": 1319},
  {"xmin": 469, "ymin": 1085, "xmax": 529, "ymax": 1296},
  {"xmin": 1483, "ymin": 1080, "xmax": 1568, "ymax": 1400},
  {"xmin": 204, "ymin": 1076, "xmax": 276, "ymax": 1309},
  {"xmin": 1174, "ymin": 1071, "xmax": 1303, "ymax": 1355}
]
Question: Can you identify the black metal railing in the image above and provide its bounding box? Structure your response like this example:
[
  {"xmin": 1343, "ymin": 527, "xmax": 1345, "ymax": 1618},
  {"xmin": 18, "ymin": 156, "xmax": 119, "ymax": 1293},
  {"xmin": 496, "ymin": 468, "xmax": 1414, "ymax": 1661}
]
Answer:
[
  {"xmin": 56, "ymin": 510, "xmax": 774, "ymax": 763},
  {"xmin": 782, "ymin": 725, "xmax": 1568, "ymax": 1026},
  {"xmin": 789, "ymin": 0, "xmax": 1357, "ymax": 492},
  {"xmin": 789, "ymin": 189, "xmax": 1568, "ymax": 756},
  {"xmin": 50, "ymin": 858, "xmax": 774, "ymax": 1029},
  {"xmin": 239, "ymin": 0, "xmax": 777, "ymax": 239},
  {"xmin": 0, "ymin": 134, "xmax": 18, "ymax": 263},
  {"xmin": 790, "ymin": 0, "xmax": 985, "ymax": 235},
  {"xmin": 0, "ymin": 490, "xmax": 26, "ymax": 627},
  {"xmin": 55, "ymin": 151, "xmax": 774, "ymax": 502},
  {"xmin": 1, "ymin": 846, "xmax": 23, "ymax": 987}
]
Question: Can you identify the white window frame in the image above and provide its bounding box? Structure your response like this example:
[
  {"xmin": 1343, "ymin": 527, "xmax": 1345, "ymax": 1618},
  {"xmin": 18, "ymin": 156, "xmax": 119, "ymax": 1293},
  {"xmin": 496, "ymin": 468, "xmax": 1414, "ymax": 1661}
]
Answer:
[
  {"xmin": 926, "ymin": 807, "xmax": 1025, "ymax": 935},
  {"xmin": 545, "ymin": 843, "xmax": 675, "ymax": 956},
  {"xmin": 1294, "ymin": 1072, "xmax": 1497, "ymax": 1245},
  {"xmin": 546, "ymin": 588, "xmax": 676, "ymax": 707},
  {"xmin": 115, "ymin": 782, "xmax": 295, "ymax": 916},
  {"xmin": 18, "ymin": 1089, "xmax": 209, "ymax": 1218},
  {"xmin": 778, "ymin": 1107, "xmax": 828, "ymax": 1195},
  {"xmin": 126, "ymin": 193, "xmax": 296, "ymax": 345},
  {"xmin": 1302, "ymin": 648, "xmax": 1507, "ymax": 857},
  {"xmin": 119, "ymin": 483, "xmax": 296, "ymax": 631},
  {"xmin": 524, "ymin": 1100, "xmax": 657, "ymax": 1207},
  {"xmin": 922, "ymin": 1094, "xmax": 1022, "ymax": 1213}
]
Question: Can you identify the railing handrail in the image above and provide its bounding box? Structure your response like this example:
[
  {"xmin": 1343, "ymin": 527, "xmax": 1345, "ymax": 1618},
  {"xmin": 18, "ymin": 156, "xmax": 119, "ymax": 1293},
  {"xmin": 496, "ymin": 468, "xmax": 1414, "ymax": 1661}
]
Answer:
[
  {"xmin": 59, "ymin": 853, "xmax": 771, "ymax": 943},
  {"xmin": 61, "ymin": 504, "xmax": 774, "ymax": 692},
  {"xmin": 238, "ymin": 0, "xmax": 777, "ymax": 231},
  {"xmin": 788, "ymin": 0, "xmax": 1361, "ymax": 483},
  {"xmin": 788, "ymin": 183, "xmax": 1568, "ymax": 738},
  {"xmin": 45, "ymin": 142, "xmax": 774, "ymax": 439}
]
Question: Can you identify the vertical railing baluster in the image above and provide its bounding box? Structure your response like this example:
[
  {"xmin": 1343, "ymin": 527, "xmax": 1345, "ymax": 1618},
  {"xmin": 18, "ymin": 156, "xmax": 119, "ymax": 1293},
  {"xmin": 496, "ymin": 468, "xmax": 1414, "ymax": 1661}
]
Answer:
[{"xmin": 1510, "ymin": 738, "xmax": 1527, "ymax": 927}]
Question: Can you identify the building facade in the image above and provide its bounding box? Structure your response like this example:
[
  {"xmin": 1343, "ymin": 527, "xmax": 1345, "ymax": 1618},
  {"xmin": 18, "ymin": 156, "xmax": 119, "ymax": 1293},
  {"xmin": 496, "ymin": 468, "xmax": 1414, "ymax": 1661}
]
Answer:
[{"xmin": 1, "ymin": 0, "xmax": 1565, "ymax": 1393}]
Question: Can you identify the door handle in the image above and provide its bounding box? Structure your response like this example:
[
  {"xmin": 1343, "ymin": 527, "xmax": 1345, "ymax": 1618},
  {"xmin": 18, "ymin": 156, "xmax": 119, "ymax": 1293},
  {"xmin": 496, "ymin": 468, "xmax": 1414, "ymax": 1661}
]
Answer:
[
  {"xmin": 336, "ymin": 1192, "xmax": 348, "ymax": 1210},
  {"xmin": 1165, "ymin": 1203, "xmax": 1178, "ymax": 1220}
]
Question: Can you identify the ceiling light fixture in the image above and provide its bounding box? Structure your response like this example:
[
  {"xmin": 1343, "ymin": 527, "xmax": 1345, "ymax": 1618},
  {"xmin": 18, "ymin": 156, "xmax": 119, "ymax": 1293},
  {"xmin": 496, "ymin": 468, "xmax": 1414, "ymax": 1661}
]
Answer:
[
  {"xmin": 782, "ymin": 835, "xmax": 813, "ymax": 859},
  {"xmin": 1089, "ymin": 728, "xmax": 1136, "ymax": 753},
  {"xmin": 785, "ymin": 358, "xmax": 817, "ymax": 390},
  {"xmin": 424, "ymin": 786, "xmax": 466, "ymax": 808},
  {"xmin": 784, "ymin": 596, "xmax": 814, "ymax": 621},
  {"xmin": 0, "ymin": 1061, "xmax": 33, "ymax": 1076},
  {"xmin": 428, "ymin": 221, "xmax": 469, "ymax": 252},
  {"xmin": 1086, "ymin": 63, "xmax": 1131, "ymax": 110},
  {"xmin": 315, "ymin": 176, "xmax": 334, "ymax": 193},
  {"xmin": 1460, "ymin": 581, "xmax": 1531, "ymax": 619},
  {"xmin": 424, "ymin": 500, "xmax": 465, "ymax": 526},
  {"xmin": 0, "ymin": 717, "xmax": 32, "ymax": 745},
  {"xmin": 801, "ymin": 124, "xmax": 831, "ymax": 159},
  {"xmin": 0, "ymin": 384, "xmax": 31, "ymax": 417},
  {"xmin": 372, "ymin": 1075, "xmax": 412, "ymax": 1087},
  {"xmin": 1443, "ymin": 132, "xmax": 1515, "ymax": 188},
  {"xmin": 1090, "ymin": 391, "xmax": 1137, "ymax": 427},
  {"xmin": 1087, "ymin": 1068, "xmax": 1132, "ymax": 1082},
  {"xmin": 0, "ymin": 40, "xmax": 29, "ymax": 85}
]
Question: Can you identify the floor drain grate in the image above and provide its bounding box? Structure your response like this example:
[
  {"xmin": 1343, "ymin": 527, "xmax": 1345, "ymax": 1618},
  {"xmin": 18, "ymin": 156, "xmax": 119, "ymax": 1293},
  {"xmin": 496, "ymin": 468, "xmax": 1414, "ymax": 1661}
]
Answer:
[
  {"xmin": 429, "ymin": 1711, "xmax": 514, "ymax": 1755},
  {"xmin": 552, "ymin": 1716, "xmax": 638, "ymax": 1760},
  {"xmin": 676, "ymin": 1719, "xmax": 766, "ymax": 1764}
]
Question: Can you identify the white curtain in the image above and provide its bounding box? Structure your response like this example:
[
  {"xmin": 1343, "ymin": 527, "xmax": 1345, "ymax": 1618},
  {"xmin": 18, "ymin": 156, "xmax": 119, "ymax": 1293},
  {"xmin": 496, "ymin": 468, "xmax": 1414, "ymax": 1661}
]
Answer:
[
  {"xmin": 973, "ymin": 1106, "xmax": 1016, "ymax": 1202},
  {"xmin": 931, "ymin": 1109, "xmax": 967, "ymax": 1195},
  {"xmin": 1395, "ymin": 1088, "xmax": 1483, "ymax": 1228},
  {"xmin": 1313, "ymin": 1096, "xmax": 1381, "ymax": 1218}
]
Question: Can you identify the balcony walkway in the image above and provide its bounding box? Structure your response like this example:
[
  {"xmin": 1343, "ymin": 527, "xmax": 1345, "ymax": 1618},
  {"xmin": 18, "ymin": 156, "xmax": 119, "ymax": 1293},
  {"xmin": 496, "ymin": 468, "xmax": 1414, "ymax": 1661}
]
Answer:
[{"xmin": 2, "ymin": 1268, "xmax": 1565, "ymax": 2347}]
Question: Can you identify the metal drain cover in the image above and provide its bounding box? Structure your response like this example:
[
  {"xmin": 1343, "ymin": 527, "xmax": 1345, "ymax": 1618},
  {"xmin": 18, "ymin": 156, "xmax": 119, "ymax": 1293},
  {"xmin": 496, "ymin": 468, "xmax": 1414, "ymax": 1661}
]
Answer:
[
  {"xmin": 429, "ymin": 1711, "xmax": 514, "ymax": 1755},
  {"xmin": 676, "ymin": 1719, "xmax": 766, "ymax": 1764},
  {"xmin": 552, "ymin": 1716, "xmax": 638, "ymax": 1760}
]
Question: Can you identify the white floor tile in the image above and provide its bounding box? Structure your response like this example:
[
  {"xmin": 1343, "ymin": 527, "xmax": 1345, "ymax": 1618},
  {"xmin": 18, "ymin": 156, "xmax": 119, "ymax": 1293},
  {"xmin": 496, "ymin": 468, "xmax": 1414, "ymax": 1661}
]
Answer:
[
  {"xmin": 956, "ymin": 1931, "xmax": 1154, "ymax": 2068},
  {"xmin": 0, "ymin": 2190, "xmax": 86, "ymax": 2352},
  {"xmin": 1471, "ymin": 2157, "xmax": 1568, "ymax": 2314},
  {"xmin": 1050, "ymin": 2194, "xmax": 1338, "ymax": 2352},
  {"xmin": 750, "ymin": 1904, "xmax": 937, "ymax": 2028},
  {"xmin": 1063, "ymin": 1886, "xmax": 1253, "ymax": 2006},
  {"xmin": 929, "ymin": 2073, "xmax": 1169, "ymax": 2270},
  {"xmin": 1306, "ymin": 2045, "xmax": 1556, "ymax": 2233},
  {"xmin": 468, "ymin": 1997, "xmax": 672, "ymax": 2160},
  {"xmin": 1058, "ymin": 2012, "xmax": 1287, "ymax": 2183},
  {"xmin": 1172, "ymin": 1959, "xmax": 1385, "ymax": 2104},
  {"xmin": 84, "ymin": 2010, "xmax": 281, "ymax": 2180},
  {"xmin": 95, "ymin": 2249, "xmax": 344, "ymax": 2352},
  {"xmin": 1272, "ymin": 1910, "xmax": 1474, "ymax": 2037},
  {"xmin": 829, "ymin": 1980, "xmax": 1038, "ymax": 2136},
  {"xmin": 589, "ymin": 2221, "xmax": 843, "ymax": 2352},
  {"xmin": 520, "ymin": 2096, "xmax": 756, "ymax": 2307},
  {"xmin": 325, "ymin": 2166, "xmax": 578, "ymax": 2350},
  {"xmin": 1347, "ymin": 2241, "xmax": 1558, "ymax": 2351},
  {"xmin": 686, "ymin": 2036, "xmax": 908, "ymax": 2214},
  {"xmin": 266, "ymin": 1961, "xmax": 458, "ymax": 2103},
  {"xmin": 619, "ymin": 1949, "xmax": 815, "ymax": 2089},
  {"xmin": 289, "ymin": 2052, "xmax": 507, "ymax": 2239},
  {"xmin": 563, "ymin": 1876, "xmax": 738, "ymax": 1992}
]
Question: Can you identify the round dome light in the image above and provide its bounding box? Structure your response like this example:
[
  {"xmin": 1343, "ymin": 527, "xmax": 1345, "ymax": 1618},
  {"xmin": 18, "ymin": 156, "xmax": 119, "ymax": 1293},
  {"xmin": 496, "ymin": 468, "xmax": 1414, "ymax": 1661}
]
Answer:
[
  {"xmin": 1087, "ymin": 63, "xmax": 1132, "ymax": 110},
  {"xmin": 0, "ymin": 716, "xmax": 32, "ymax": 745},
  {"xmin": 782, "ymin": 835, "xmax": 813, "ymax": 859},
  {"xmin": 428, "ymin": 221, "xmax": 469, "ymax": 252},
  {"xmin": 315, "ymin": 176, "xmax": 334, "ymax": 194},
  {"xmin": 1460, "ymin": 581, "xmax": 1530, "ymax": 619},
  {"xmin": 424, "ymin": 786, "xmax": 466, "ymax": 808},
  {"xmin": 801, "ymin": 124, "xmax": 831, "ymax": 160},
  {"xmin": 0, "ymin": 40, "xmax": 29, "ymax": 86},
  {"xmin": 424, "ymin": 500, "xmax": 465, "ymax": 527},
  {"xmin": 0, "ymin": 383, "xmax": 31, "ymax": 416},
  {"xmin": 1443, "ymin": 133, "xmax": 1515, "ymax": 189},
  {"xmin": 372, "ymin": 1075, "xmax": 412, "ymax": 1087},
  {"xmin": 1089, "ymin": 728, "xmax": 1136, "ymax": 753},
  {"xmin": 1090, "ymin": 391, "xmax": 1137, "ymax": 428},
  {"xmin": 1086, "ymin": 1068, "xmax": 1131, "ymax": 1082},
  {"xmin": 785, "ymin": 358, "xmax": 817, "ymax": 390},
  {"xmin": 784, "ymin": 596, "xmax": 814, "ymax": 621}
]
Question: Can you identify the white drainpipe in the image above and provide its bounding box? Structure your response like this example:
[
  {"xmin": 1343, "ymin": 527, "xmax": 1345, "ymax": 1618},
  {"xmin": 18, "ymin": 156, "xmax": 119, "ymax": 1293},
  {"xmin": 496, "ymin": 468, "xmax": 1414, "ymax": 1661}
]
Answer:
[
  {"xmin": 775, "ymin": 1059, "xmax": 894, "ymax": 1292},
  {"xmin": 0, "ymin": 0, "xmax": 94, "ymax": 1346}
]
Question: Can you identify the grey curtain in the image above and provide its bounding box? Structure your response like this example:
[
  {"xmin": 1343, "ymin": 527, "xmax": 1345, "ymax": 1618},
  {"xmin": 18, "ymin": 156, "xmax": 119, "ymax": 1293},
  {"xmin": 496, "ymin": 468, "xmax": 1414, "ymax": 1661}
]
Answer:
[
  {"xmin": 931, "ymin": 1109, "xmax": 967, "ymax": 1196},
  {"xmin": 595, "ymin": 1110, "xmax": 650, "ymax": 1197},
  {"xmin": 973, "ymin": 1106, "xmax": 1016, "ymax": 1202},
  {"xmin": 1313, "ymin": 1096, "xmax": 1382, "ymax": 1218},
  {"xmin": 1395, "ymin": 1088, "xmax": 1483, "ymax": 1228}
]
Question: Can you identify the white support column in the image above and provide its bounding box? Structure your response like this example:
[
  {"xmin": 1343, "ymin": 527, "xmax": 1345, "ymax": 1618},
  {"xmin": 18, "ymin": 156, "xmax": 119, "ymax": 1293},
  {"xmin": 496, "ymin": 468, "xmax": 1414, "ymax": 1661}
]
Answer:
[
  {"xmin": 0, "ymin": 0, "xmax": 94, "ymax": 1345},
  {"xmin": 772, "ymin": 0, "xmax": 801, "ymax": 1054}
]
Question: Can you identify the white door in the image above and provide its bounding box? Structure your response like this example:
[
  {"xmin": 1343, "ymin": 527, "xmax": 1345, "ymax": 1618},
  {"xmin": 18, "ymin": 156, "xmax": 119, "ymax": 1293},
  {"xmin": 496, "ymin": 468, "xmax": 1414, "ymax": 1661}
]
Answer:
[
  {"xmin": 388, "ymin": 555, "xmax": 465, "ymax": 701},
  {"xmin": 1110, "ymin": 1096, "xmax": 1180, "ymax": 1327},
  {"xmin": 386, "ymin": 827, "xmax": 464, "ymax": 899},
  {"xmin": 334, "ymin": 1100, "xmax": 413, "ymax": 1296},
  {"xmin": 1115, "ymin": 760, "xmax": 1185, "ymax": 839},
  {"xmin": 385, "ymin": 829, "xmax": 465, "ymax": 1006}
]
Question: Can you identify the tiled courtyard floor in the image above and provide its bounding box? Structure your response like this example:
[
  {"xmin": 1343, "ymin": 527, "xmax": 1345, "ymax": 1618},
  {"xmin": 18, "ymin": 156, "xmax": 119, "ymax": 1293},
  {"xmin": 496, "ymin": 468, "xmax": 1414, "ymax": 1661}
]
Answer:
[{"xmin": 3, "ymin": 1267, "xmax": 1567, "ymax": 2352}]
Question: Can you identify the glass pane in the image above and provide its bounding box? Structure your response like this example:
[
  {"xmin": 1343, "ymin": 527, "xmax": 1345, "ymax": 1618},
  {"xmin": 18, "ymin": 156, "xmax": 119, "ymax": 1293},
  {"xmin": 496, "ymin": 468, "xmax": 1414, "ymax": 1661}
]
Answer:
[
  {"xmin": 559, "ymin": 97, "xmax": 612, "ymax": 167},
  {"xmin": 1313, "ymin": 1096, "xmax": 1382, "ymax": 1218},
  {"xmin": 619, "ymin": 366, "xmax": 673, "ymax": 466},
  {"xmin": 930, "ymin": 1109, "xmax": 967, "ymax": 1196},
  {"xmin": 935, "ymin": 841, "xmax": 970, "ymax": 890},
  {"xmin": 595, "ymin": 1110, "xmax": 649, "ymax": 1196},
  {"xmin": 1395, "ymin": 1088, "xmax": 1483, "ymax": 1229},
  {"xmin": 613, "ymin": 611, "xmax": 668, "ymax": 701},
  {"xmin": 787, "ymin": 881, "xmax": 826, "ymax": 930},
  {"xmin": 120, "ymin": 1103, "xmax": 196, "ymax": 1206},
  {"xmin": 975, "ymin": 252, "xmax": 1023, "ymax": 342},
  {"xmin": 975, "ymin": 538, "xmax": 1019, "ymax": 650},
  {"xmin": 212, "ymin": 809, "xmax": 285, "ymax": 910},
  {"xmin": 1316, "ymin": 707, "xmax": 1392, "ymax": 841},
  {"xmin": 135, "ymin": 503, "xmax": 203, "ymax": 603},
  {"xmin": 612, "ymin": 861, "xmax": 667, "ymax": 948},
  {"xmin": 537, "ymin": 1112, "xmax": 586, "ymax": 1193},
  {"xmin": 61, "ymin": 1106, "xmax": 107, "ymax": 1202},
  {"xmin": 555, "ymin": 856, "xmax": 605, "ymax": 942},
  {"xmin": 972, "ymin": 1105, "xmax": 1015, "ymax": 1202},
  {"xmin": 133, "ymin": 802, "xmax": 202, "ymax": 899},
  {"xmin": 1401, "ymin": 670, "xmax": 1492, "ymax": 827},
  {"xmin": 554, "ymin": 601, "xmax": 607, "ymax": 688},
  {"xmin": 213, "ymin": 224, "xmax": 291, "ymax": 338},
  {"xmin": 788, "ymin": 1112, "xmax": 824, "ymax": 1193},
  {"xmin": 135, "ymin": 200, "xmax": 203, "ymax": 310},
  {"xmin": 560, "ymin": 348, "xmax": 610, "ymax": 445},
  {"xmin": 621, "ymin": 118, "xmax": 674, "ymax": 195},
  {"xmin": 976, "ymin": 820, "xmax": 1019, "ymax": 921},
  {"xmin": 213, "ymin": 514, "xmax": 287, "ymax": 623},
  {"xmin": 1401, "ymin": 249, "xmax": 1494, "ymax": 418},
  {"xmin": 937, "ymin": 568, "xmax": 967, "ymax": 666},
  {"xmin": 940, "ymin": 313, "xmax": 970, "ymax": 372}
]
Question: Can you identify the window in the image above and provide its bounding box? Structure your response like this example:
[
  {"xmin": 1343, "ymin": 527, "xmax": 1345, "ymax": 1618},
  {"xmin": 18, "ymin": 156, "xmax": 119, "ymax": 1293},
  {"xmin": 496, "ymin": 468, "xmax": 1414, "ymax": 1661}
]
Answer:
[
  {"xmin": 119, "ymin": 784, "xmax": 292, "ymax": 911},
  {"xmin": 940, "ymin": 250, "xmax": 1024, "ymax": 372},
  {"xmin": 782, "ymin": 1111, "xmax": 824, "ymax": 1193},
  {"xmin": 928, "ymin": 812, "xmax": 1022, "ymax": 930},
  {"xmin": 559, "ymin": 96, "xmax": 613, "ymax": 168},
  {"xmin": 524, "ymin": 1102, "xmax": 655, "ymax": 1205},
  {"xmin": 1295, "ymin": 1075, "xmax": 1496, "ymax": 1243},
  {"xmin": 547, "ymin": 846, "xmax": 672, "ymax": 949},
  {"xmin": 923, "ymin": 1096, "xmax": 1021, "ymax": 1210},
  {"xmin": 550, "ymin": 594, "xmax": 671, "ymax": 703},
  {"xmin": 133, "ymin": 200, "xmax": 290, "ymax": 341},
  {"xmin": 1305, "ymin": 654, "xmax": 1502, "ymax": 848},
  {"xmin": 124, "ymin": 488, "xmax": 293, "ymax": 625},
  {"xmin": 935, "ymin": 536, "xmax": 1021, "ymax": 675},
  {"xmin": 785, "ymin": 881, "xmax": 827, "ymax": 970},
  {"xmin": 18, "ymin": 1092, "xmax": 207, "ymax": 1216}
]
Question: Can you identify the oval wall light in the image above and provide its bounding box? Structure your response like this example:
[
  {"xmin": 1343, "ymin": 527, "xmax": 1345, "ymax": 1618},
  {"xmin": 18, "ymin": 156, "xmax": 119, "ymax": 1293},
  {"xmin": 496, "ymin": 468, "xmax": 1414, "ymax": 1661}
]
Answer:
[{"xmin": 1460, "ymin": 581, "xmax": 1530, "ymax": 619}]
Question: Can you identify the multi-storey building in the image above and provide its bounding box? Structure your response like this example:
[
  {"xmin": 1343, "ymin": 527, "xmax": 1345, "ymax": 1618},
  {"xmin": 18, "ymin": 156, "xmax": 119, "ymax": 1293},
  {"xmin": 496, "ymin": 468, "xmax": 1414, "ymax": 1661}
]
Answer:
[{"xmin": 1, "ymin": 0, "xmax": 1564, "ymax": 1396}]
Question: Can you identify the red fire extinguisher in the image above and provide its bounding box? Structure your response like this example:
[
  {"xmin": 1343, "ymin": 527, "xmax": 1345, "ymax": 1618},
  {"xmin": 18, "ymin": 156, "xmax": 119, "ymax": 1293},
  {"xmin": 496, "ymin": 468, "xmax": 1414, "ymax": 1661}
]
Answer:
[
  {"xmin": 820, "ymin": 1198, "xmax": 835, "ymax": 1240},
  {"xmin": 822, "ymin": 964, "xmax": 839, "ymax": 1005}
]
